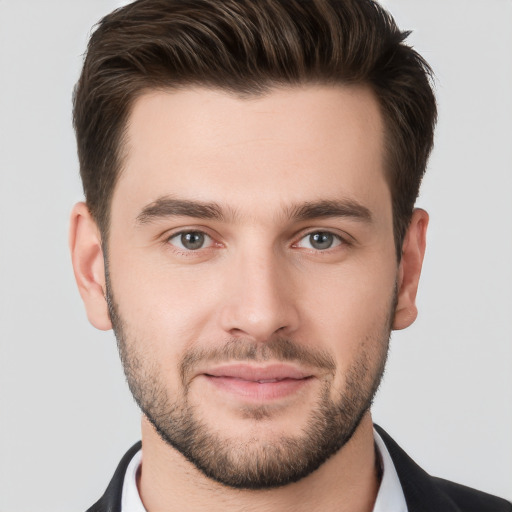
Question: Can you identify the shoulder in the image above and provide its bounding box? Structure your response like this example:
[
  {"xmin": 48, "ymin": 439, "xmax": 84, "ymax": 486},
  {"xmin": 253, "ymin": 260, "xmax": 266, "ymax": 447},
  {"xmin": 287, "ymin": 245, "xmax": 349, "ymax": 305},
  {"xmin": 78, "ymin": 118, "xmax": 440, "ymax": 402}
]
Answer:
[
  {"xmin": 432, "ymin": 477, "xmax": 512, "ymax": 512},
  {"xmin": 374, "ymin": 424, "xmax": 511, "ymax": 512}
]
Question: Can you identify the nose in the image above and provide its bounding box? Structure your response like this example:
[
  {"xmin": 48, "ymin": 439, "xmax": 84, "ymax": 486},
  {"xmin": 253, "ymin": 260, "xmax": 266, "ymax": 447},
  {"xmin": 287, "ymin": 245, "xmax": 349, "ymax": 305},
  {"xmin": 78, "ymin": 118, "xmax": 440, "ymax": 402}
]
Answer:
[{"xmin": 218, "ymin": 248, "xmax": 300, "ymax": 342}]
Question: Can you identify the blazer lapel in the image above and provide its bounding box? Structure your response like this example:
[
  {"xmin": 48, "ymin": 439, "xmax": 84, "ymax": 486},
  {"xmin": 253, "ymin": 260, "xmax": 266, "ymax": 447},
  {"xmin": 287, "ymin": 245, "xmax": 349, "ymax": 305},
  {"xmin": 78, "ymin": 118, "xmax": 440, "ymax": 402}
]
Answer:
[
  {"xmin": 374, "ymin": 425, "xmax": 460, "ymax": 512},
  {"xmin": 88, "ymin": 430, "xmax": 510, "ymax": 512},
  {"xmin": 86, "ymin": 442, "xmax": 142, "ymax": 512}
]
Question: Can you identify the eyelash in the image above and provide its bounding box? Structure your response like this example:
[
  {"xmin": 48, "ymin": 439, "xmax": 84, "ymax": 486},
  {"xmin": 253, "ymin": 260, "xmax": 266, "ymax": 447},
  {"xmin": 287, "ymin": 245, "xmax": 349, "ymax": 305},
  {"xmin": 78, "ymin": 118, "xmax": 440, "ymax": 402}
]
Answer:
[
  {"xmin": 293, "ymin": 231, "xmax": 346, "ymax": 252},
  {"xmin": 165, "ymin": 228, "xmax": 350, "ymax": 254},
  {"xmin": 165, "ymin": 230, "xmax": 217, "ymax": 254}
]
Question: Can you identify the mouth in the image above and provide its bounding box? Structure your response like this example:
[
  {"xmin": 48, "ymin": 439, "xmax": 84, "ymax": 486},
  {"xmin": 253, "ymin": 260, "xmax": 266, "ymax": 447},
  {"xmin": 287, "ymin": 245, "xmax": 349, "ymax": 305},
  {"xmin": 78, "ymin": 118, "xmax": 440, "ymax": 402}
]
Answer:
[{"xmin": 200, "ymin": 364, "xmax": 315, "ymax": 401}]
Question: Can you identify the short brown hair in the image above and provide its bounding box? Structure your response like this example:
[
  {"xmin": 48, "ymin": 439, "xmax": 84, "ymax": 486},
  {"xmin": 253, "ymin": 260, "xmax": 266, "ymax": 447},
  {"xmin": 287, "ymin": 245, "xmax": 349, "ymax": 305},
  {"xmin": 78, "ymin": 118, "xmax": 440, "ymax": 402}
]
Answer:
[{"xmin": 73, "ymin": 0, "xmax": 437, "ymax": 256}]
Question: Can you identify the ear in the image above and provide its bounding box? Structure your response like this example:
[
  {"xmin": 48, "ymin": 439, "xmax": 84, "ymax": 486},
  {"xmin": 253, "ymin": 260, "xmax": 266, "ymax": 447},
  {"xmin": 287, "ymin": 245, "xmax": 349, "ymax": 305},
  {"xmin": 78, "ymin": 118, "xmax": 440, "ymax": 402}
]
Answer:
[
  {"xmin": 69, "ymin": 202, "xmax": 112, "ymax": 331},
  {"xmin": 393, "ymin": 208, "xmax": 429, "ymax": 331}
]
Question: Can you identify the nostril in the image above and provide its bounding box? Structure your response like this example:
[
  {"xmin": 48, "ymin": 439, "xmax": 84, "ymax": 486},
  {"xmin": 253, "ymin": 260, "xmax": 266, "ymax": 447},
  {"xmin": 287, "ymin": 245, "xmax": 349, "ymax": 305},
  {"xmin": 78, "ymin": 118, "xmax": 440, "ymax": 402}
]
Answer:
[{"xmin": 229, "ymin": 327, "xmax": 247, "ymax": 337}]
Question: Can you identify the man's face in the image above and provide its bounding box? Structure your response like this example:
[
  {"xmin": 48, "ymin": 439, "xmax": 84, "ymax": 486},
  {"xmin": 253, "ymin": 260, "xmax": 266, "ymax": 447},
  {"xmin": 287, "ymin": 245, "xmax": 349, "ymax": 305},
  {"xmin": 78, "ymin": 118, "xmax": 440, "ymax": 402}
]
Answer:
[{"xmin": 103, "ymin": 85, "xmax": 400, "ymax": 488}]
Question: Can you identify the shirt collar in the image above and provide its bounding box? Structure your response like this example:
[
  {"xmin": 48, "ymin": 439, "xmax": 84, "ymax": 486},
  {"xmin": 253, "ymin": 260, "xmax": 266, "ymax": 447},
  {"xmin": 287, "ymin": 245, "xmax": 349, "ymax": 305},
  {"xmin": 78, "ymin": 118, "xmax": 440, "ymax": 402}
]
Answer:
[
  {"xmin": 121, "ymin": 449, "xmax": 145, "ymax": 512},
  {"xmin": 121, "ymin": 428, "xmax": 408, "ymax": 512},
  {"xmin": 373, "ymin": 428, "xmax": 408, "ymax": 512}
]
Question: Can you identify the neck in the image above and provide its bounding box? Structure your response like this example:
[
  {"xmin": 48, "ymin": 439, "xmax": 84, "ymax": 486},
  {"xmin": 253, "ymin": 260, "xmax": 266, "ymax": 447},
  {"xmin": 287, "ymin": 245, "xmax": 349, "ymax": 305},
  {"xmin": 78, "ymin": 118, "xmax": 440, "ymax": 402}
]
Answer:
[{"xmin": 138, "ymin": 412, "xmax": 379, "ymax": 512}]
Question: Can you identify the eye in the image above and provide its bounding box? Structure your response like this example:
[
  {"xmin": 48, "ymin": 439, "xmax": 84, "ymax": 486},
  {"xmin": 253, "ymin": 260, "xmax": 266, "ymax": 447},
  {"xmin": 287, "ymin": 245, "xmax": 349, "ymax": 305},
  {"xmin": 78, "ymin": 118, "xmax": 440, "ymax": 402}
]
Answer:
[
  {"xmin": 168, "ymin": 231, "xmax": 213, "ymax": 251},
  {"xmin": 296, "ymin": 231, "xmax": 343, "ymax": 251}
]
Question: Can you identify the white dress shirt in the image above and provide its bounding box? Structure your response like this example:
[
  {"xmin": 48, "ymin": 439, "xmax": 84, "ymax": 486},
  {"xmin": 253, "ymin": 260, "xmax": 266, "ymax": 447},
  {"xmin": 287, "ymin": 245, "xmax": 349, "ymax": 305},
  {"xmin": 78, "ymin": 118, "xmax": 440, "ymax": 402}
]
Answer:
[
  {"xmin": 372, "ymin": 429, "xmax": 408, "ymax": 512},
  {"xmin": 121, "ymin": 429, "xmax": 408, "ymax": 512}
]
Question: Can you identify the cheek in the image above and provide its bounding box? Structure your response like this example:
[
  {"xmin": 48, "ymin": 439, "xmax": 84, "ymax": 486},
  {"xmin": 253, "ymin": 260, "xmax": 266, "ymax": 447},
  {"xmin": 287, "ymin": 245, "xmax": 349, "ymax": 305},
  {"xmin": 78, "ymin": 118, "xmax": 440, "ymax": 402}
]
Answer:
[
  {"xmin": 108, "ymin": 249, "xmax": 221, "ymax": 359},
  {"xmin": 299, "ymin": 259, "xmax": 396, "ymax": 367},
  {"xmin": 108, "ymin": 233, "xmax": 397, "ymax": 372}
]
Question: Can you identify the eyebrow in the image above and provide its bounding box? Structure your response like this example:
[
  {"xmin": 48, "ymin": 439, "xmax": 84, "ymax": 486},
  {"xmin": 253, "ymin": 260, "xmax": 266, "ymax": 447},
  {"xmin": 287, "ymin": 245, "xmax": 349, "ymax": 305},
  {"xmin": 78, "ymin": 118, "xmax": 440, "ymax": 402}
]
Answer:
[
  {"xmin": 136, "ymin": 196, "xmax": 372, "ymax": 225},
  {"xmin": 136, "ymin": 197, "xmax": 227, "ymax": 224},
  {"xmin": 285, "ymin": 199, "xmax": 372, "ymax": 223}
]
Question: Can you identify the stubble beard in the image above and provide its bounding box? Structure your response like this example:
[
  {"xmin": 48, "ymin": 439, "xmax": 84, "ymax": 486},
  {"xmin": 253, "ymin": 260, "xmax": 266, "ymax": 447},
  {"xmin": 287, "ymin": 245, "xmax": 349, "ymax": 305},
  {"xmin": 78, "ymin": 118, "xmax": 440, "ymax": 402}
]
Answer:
[{"xmin": 105, "ymin": 275, "xmax": 394, "ymax": 490}]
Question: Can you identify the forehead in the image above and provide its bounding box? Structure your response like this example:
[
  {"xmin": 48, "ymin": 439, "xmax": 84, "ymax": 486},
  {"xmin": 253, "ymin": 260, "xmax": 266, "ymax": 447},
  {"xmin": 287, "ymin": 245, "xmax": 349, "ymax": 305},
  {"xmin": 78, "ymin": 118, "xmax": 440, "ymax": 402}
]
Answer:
[{"xmin": 113, "ymin": 85, "xmax": 389, "ymax": 224}]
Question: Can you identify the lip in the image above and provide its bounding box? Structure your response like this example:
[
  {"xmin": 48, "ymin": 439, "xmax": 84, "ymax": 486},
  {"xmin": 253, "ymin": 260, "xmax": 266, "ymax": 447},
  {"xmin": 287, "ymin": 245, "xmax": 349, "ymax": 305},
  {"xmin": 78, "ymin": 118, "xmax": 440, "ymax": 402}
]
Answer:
[
  {"xmin": 204, "ymin": 363, "xmax": 312, "ymax": 381},
  {"xmin": 199, "ymin": 363, "xmax": 314, "ymax": 401}
]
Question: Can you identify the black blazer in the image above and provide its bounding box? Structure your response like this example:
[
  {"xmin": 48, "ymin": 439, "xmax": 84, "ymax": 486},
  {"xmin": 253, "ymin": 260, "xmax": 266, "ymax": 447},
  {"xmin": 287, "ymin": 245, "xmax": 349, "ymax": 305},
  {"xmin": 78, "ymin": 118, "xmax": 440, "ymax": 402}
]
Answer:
[{"xmin": 87, "ymin": 425, "xmax": 512, "ymax": 512}]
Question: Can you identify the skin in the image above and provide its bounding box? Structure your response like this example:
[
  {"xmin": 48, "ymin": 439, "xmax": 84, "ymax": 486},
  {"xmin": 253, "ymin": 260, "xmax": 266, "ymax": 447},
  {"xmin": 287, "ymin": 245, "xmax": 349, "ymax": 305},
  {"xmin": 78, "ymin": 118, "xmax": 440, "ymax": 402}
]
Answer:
[{"xmin": 70, "ymin": 85, "xmax": 428, "ymax": 512}]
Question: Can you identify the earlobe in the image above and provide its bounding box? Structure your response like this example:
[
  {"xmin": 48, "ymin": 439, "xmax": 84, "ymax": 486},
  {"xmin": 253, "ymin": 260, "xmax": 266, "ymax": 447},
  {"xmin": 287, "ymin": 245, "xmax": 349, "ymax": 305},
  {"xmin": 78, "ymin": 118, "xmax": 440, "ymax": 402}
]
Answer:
[
  {"xmin": 393, "ymin": 208, "xmax": 429, "ymax": 331},
  {"xmin": 69, "ymin": 202, "xmax": 112, "ymax": 331}
]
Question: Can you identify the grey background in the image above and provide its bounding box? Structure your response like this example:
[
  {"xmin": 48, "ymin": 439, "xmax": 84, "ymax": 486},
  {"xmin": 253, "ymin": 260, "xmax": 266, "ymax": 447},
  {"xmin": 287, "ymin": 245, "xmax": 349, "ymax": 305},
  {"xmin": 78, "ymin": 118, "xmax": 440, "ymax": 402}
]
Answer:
[{"xmin": 0, "ymin": 1, "xmax": 511, "ymax": 510}]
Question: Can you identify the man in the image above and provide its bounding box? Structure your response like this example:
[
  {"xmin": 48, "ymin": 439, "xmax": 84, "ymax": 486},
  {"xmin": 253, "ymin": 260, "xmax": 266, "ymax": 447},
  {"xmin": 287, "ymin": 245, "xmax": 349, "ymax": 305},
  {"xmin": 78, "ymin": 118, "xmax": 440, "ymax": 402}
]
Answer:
[{"xmin": 69, "ymin": 0, "xmax": 511, "ymax": 511}]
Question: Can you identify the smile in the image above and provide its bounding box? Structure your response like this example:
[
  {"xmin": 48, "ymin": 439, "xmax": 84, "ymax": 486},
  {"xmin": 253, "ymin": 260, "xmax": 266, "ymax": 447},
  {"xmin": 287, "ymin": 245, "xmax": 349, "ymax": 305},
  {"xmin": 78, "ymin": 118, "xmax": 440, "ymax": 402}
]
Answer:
[{"xmin": 200, "ymin": 364, "xmax": 315, "ymax": 401}]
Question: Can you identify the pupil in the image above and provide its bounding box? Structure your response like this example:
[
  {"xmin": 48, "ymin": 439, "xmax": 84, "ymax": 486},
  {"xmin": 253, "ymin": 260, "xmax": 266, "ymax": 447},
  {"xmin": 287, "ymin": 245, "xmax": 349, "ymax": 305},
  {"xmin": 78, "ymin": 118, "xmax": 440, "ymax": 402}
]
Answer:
[
  {"xmin": 182, "ymin": 232, "xmax": 204, "ymax": 250},
  {"xmin": 310, "ymin": 232, "xmax": 333, "ymax": 250}
]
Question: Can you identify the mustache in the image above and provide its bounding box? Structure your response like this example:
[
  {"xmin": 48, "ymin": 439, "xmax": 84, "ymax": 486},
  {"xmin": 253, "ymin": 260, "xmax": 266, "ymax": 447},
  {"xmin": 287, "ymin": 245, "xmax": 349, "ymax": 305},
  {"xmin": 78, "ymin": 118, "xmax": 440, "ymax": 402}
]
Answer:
[{"xmin": 180, "ymin": 337, "xmax": 336, "ymax": 384}]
